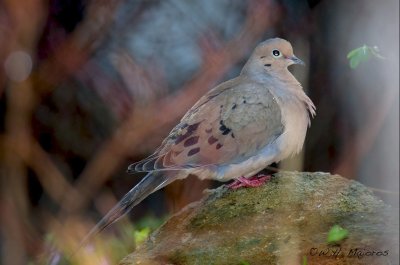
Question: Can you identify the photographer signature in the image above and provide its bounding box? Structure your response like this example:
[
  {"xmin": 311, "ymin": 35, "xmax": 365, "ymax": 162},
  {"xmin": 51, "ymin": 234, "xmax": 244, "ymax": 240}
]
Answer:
[{"xmin": 309, "ymin": 247, "xmax": 389, "ymax": 259}]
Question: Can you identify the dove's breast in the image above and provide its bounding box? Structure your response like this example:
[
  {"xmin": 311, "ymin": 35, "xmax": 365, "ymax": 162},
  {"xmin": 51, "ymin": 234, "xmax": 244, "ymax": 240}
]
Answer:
[
  {"xmin": 184, "ymin": 79, "xmax": 313, "ymax": 182},
  {"xmin": 271, "ymin": 88, "xmax": 311, "ymax": 161}
]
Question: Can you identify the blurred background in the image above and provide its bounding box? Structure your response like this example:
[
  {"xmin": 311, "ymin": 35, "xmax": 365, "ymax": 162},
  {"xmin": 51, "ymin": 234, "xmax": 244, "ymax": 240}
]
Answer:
[{"xmin": 0, "ymin": 0, "xmax": 398, "ymax": 264}]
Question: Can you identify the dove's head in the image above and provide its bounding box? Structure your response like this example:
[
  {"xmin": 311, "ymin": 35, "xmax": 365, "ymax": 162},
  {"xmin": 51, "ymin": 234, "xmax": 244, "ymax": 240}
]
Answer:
[{"xmin": 242, "ymin": 38, "xmax": 304, "ymax": 75}]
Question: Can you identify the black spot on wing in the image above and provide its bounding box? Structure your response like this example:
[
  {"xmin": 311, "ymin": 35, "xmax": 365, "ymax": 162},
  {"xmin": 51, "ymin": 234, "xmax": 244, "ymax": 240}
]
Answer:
[
  {"xmin": 221, "ymin": 128, "xmax": 231, "ymax": 135},
  {"xmin": 208, "ymin": 136, "xmax": 218, "ymax": 145},
  {"xmin": 188, "ymin": 147, "xmax": 200, "ymax": 156},
  {"xmin": 184, "ymin": 136, "xmax": 199, "ymax": 147},
  {"xmin": 216, "ymin": 143, "xmax": 223, "ymax": 149},
  {"xmin": 174, "ymin": 134, "xmax": 187, "ymax": 145},
  {"xmin": 219, "ymin": 120, "xmax": 232, "ymax": 135},
  {"xmin": 187, "ymin": 123, "xmax": 200, "ymax": 133},
  {"xmin": 175, "ymin": 122, "xmax": 200, "ymax": 144}
]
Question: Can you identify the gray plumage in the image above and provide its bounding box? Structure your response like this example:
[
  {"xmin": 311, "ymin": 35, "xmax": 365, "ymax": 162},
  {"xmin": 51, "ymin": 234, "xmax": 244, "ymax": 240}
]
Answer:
[{"xmin": 85, "ymin": 37, "xmax": 316, "ymax": 242}]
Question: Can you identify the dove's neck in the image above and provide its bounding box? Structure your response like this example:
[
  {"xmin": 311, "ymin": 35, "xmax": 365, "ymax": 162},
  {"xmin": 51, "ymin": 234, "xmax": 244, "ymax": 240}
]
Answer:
[
  {"xmin": 241, "ymin": 66, "xmax": 315, "ymax": 117},
  {"xmin": 242, "ymin": 64, "xmax": 298, "ymax": 86}
]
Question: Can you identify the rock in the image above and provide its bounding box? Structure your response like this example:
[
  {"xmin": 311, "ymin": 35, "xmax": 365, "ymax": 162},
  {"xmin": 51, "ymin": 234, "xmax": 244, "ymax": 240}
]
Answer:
[{"xmin": 120, "ymin": 172, "xmax": 398, "ymax": 265}]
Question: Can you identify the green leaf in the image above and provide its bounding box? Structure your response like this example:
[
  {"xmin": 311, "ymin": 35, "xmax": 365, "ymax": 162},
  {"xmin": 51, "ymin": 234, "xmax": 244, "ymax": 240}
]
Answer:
[
  {"xmin": 240, "ymin": 261, "xmax": 251, "ymax": 265},
  {"xmin": 134, "ymin": 227, "xmax": 151, "ymax": 246},
  {"xmin": 346, "ymin": 45, "xmax": 365, "ymax": 59},
  {"xmin": 347, "ymin": 45, "xmax": 385, "ymax": 69},
  {"xmin": 302, "ymin": 255, "xmax": 308, "ymax": 265},
  {"xmin": 349, "ymin": 56, "xmax": 362, "ymax": 69},
  {"xmin": 327, "ymin": 225, "xmax": 349, "ymax": 243}
]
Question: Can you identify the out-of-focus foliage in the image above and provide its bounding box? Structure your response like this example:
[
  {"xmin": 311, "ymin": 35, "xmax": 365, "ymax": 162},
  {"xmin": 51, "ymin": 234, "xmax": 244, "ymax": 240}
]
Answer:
[
  {"xmin": 347, "ymin": 45, "xmax": 385, "ymax": 69},
  {"xmin": 327, "ymin": 225, "xmax": 349, "ymax": 244},
  {"xmin": 40, "ymin": 215, "xmax": 164, "ymax": 265},
  {"xmin": 133, "ymin": 227, "xmax": 150, "ymax": 246},
  {"xmin": 302, "ymin": 255, "xmax": 308, "ymax": 265}
]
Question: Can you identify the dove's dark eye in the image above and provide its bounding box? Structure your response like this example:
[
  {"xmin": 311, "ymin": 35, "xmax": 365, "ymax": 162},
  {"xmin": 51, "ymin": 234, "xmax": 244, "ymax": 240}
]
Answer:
[{"xmin": 272, "ymin": 49, "xmax": 281, "ymax": 58}]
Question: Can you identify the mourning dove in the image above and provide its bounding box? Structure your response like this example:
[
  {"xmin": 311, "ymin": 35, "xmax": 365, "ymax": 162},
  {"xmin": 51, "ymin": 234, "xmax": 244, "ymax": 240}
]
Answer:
[{"xmin": 86, "ymin": 37, "xmax": 316, "ymax": 239}]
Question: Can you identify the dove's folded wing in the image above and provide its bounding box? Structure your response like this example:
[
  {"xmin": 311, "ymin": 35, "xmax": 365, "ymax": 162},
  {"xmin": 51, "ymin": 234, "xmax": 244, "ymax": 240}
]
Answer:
[{"xmin": 131, "ymin": 77, "xmax": 284, "ymax": 172}]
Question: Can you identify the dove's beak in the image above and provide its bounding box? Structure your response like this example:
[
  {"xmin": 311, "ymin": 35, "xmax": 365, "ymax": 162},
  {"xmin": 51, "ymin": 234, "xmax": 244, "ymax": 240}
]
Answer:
[{"xmin": 289, "ymin": 55, "xmax": 305, "ymax": 66}]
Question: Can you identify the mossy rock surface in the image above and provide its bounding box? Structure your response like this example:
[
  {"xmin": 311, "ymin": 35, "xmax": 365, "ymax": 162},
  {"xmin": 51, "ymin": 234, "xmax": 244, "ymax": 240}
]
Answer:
[{"xmin": 120, "ymin": 172, "xmax": 398, "ymax": 265}]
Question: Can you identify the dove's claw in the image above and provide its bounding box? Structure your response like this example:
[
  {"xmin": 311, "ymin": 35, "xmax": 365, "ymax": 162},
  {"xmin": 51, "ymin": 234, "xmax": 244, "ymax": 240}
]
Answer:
[
  {"xmin": 227, "ymin": 174, "xmax": 271, "ymax": 190},
  {"xmin": 226, "ymin": 179, "xmax": 245, "ymax": 190}
]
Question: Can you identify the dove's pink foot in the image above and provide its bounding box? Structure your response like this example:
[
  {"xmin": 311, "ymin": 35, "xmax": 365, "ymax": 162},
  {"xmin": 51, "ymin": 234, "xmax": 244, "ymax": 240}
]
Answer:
[{"xmin": 227, "ymin": 174, "xmax": 271, "ymax": 190}]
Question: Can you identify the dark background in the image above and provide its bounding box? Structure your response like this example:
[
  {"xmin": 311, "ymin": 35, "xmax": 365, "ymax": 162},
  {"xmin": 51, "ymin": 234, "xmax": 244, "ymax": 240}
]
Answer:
[{"xmin": 0, "ymin": 0, "xmax": 398, "ymax": 264}]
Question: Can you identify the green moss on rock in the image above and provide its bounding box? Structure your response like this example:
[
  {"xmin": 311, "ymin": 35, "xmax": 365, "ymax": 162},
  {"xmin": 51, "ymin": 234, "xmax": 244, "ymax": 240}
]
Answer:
[{"xmin": 120, "ymin": 172, "xmax": 398, "ymax": 265}]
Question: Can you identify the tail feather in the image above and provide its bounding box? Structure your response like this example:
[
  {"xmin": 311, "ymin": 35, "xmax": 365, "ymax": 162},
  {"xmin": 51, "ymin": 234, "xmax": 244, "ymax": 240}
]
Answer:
[{"xmin": 80, "ymin": 171, "xmax": 176, "ymax": 247}]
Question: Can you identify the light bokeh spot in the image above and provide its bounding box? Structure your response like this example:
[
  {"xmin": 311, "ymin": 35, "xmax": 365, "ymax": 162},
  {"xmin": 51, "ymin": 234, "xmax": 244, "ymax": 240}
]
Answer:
[{"xmin": 4, "ymin": 50, "xmax": 33, "ymax": 82}]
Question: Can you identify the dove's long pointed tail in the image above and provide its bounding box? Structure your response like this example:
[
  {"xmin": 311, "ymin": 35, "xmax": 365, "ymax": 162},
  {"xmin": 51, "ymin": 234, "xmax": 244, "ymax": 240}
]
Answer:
[{"xmin": 81, "ymin": 171, "xmax": 176, "ymax": 246}]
